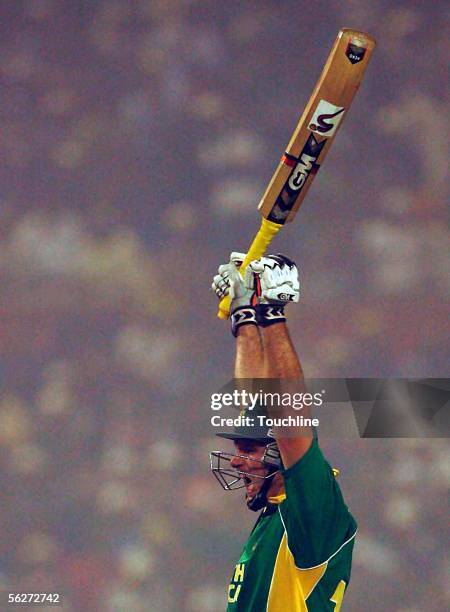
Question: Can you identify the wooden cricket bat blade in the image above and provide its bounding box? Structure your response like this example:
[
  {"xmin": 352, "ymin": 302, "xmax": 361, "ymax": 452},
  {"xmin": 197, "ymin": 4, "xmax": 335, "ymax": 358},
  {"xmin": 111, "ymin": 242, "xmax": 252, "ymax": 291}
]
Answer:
[{"xmin": 217, "ymin": 29, "xmax": 375, "ymax": 319}]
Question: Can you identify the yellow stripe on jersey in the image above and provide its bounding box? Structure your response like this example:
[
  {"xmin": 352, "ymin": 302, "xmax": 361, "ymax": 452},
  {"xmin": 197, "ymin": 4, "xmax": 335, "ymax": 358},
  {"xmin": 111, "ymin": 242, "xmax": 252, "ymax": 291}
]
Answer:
[
  {"xmin": 266, "ymin": 532, "xmax": 327, "ymax": 611},
  {"xmin": 267, "ymin": 492, "xmax": 287, "ymax": 504}
]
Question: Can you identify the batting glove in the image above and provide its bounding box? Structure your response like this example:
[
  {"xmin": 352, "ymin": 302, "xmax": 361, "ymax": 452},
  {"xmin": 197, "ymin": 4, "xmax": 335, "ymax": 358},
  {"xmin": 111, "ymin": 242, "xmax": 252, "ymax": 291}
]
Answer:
[
  {"xmin": 212, "ymin": 252, "xmax": 258, "ymax": 336},
  {"xmin": 249, "ymin": 254, "xmax": 300, "ymax": 327}
]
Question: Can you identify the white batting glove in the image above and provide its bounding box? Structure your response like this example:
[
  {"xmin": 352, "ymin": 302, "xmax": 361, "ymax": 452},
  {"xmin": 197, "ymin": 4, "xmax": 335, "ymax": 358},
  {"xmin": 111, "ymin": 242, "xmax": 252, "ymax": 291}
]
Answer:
[
  {"xmin": 249, "ymin": 254, "xmax": 300, "ymax": 304},
  {"xmin": 212, "ymin": 252, "xmax": 256, "ymax": 312}
]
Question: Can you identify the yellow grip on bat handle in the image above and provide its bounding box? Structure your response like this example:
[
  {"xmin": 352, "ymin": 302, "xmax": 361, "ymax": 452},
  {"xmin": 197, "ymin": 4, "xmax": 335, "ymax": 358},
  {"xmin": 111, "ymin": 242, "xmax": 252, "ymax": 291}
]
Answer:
[{"xmin": 217, "ymin": 218, "xmax": 283, "ymax": 319}]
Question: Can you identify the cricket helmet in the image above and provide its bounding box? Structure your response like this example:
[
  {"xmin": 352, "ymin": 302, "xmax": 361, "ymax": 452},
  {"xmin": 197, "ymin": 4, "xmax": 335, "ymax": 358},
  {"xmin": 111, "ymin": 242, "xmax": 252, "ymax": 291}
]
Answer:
[{"xmin": 210, "ymin": 417, "xmax": 282, "ymax": 511}]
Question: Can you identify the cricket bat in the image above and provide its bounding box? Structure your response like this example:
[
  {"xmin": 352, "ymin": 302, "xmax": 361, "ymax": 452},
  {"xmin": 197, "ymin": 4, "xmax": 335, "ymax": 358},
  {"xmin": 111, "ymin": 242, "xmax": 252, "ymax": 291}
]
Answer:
[{"xmin": 218, "ymin": 28, "xmax": 376, "ymax": 319}]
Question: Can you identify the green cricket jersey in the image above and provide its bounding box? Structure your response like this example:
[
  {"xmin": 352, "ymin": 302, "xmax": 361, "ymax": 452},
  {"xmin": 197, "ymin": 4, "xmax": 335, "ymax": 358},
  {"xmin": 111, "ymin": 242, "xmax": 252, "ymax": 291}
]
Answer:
[{"xmin": 226, "ymin": 439, "xmax": 357, "ymax": 611}]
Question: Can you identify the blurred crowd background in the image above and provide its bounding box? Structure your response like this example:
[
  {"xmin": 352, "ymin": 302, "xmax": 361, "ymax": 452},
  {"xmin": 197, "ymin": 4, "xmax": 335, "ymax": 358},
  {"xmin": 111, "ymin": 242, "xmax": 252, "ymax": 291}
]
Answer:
[{"xmin": 0, "ymin": 1, "xmax": 448, "ymax": 610}]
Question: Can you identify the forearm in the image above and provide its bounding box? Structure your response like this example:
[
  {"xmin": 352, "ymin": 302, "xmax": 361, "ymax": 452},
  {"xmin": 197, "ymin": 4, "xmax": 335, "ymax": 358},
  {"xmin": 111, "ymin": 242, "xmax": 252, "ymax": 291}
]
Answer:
[
  {"xmin": 262, "ymin": 322, "xmax": 304, "ymax": 380},
  {"xmin": 235, "ymin": 325, "xmax": 264, "ymax": 378},
  {"xmin": 262, "ymin": 322, "xmax": 312, "ymax": 467}
]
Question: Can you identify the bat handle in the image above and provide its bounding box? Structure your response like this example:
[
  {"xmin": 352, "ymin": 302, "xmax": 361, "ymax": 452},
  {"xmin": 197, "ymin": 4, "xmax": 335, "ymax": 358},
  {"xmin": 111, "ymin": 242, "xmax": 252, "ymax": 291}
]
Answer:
[{"xmin": 217, "ymin": 218, "xmax": 283, "ymax": 319}]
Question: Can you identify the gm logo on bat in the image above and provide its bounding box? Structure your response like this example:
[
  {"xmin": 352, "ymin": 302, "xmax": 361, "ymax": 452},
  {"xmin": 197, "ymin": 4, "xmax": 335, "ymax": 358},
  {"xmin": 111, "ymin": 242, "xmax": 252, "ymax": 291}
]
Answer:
[
  {"xmin": 285, "ymin": 134, "xmax": 325, "ymax": 193},
  {"xmin": 308, "ymin": 99, "xmax": 345, "ymax": 138}
]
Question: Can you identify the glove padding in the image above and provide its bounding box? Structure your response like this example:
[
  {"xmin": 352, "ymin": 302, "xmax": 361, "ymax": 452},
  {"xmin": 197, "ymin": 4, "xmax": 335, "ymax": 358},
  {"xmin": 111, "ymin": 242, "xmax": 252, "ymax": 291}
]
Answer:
[
  {"xmin": 249, "ymin": 254, "xmax": 300, "ymax": 304},
  {"xmin": 212, "ymin": 252, "xmax": 257, "ymax": 312}
]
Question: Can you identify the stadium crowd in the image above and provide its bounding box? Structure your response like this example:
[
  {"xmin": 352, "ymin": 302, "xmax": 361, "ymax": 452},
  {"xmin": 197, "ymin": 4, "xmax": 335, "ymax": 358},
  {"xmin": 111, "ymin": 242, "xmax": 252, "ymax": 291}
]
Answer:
[{"xmin": 0, "ymin": 1, "xmax": 448, "ymax": 610}]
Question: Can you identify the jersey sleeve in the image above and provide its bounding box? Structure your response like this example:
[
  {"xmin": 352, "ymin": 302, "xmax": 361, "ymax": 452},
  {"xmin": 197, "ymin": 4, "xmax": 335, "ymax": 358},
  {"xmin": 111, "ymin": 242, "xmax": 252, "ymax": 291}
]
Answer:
[{"xmin": 279, "ymin": 438, "xmax": 357, "ymax": 569}]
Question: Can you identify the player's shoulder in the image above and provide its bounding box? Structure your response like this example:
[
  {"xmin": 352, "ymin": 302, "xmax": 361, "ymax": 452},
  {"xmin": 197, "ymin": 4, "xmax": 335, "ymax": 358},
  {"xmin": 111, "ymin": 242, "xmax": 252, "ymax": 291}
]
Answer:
[
  {"xmin": 280, "ymin": 436, "xmax": 356, "ymax": 533},
  {"xmin": 281, "ymin": 436, "xmax": 332, "ymax": 484}
]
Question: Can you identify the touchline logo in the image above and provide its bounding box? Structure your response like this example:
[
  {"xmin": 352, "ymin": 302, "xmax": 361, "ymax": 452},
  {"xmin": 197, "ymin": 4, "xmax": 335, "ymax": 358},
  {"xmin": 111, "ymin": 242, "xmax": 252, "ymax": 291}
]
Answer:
[{"xmin": 308, "ymin": 99, "xmax": 345, "ymax": 138}]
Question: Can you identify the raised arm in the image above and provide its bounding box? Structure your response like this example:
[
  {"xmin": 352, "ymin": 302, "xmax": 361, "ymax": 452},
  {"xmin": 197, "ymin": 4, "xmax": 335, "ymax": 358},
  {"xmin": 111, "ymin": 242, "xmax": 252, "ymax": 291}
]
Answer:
[
  {"xmin": 262, "ymin": 321, "xmax": 313, "ymax": 468},
  {"xmin": 213, "ymin": 252, "xmax": 313, "ymax": 467}
]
